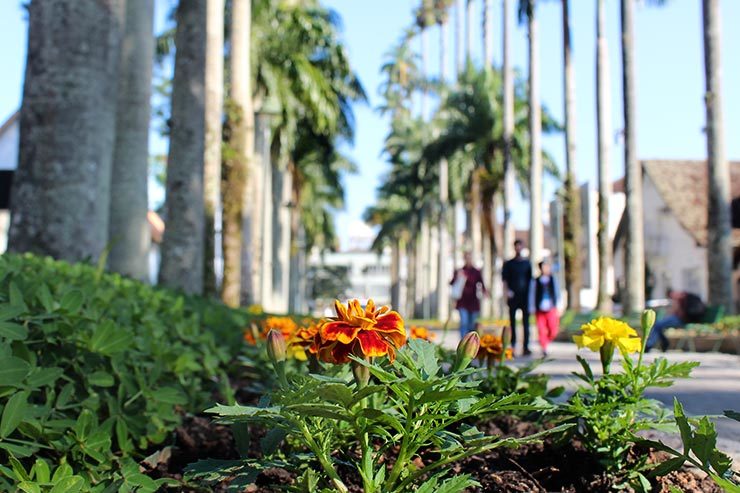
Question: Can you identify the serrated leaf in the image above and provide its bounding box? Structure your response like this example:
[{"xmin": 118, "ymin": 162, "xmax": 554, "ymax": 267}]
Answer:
[
  {"xmin": 0, "ymin": 356, "xmax": 31, "ymax": 386},
  {"xmin": 0, "ymin": 322, "xmax": 27, "ymax": 341},
  {"xmin": 317, "ymin": 383, "xmax": 353, "ymax": 407},
  {"xmin": 649, "ymin": 456, "xmax": 686, "ymax": 478},
  {"xmin": 690, "ymin": 417, "xmax": 717, "ymax": 465},
  {"xmin": 673, "ymin": 398, "xmax": 692, "ymax": 455},
  {"xmin": 1, "ymin": 390, "xmax": 29, "ymax": 437}
]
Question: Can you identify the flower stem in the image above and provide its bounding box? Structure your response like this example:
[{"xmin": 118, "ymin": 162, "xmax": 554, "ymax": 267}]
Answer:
[{"xmin": 298, "ymin": 421, "xmax": 348, "ymax": 493}]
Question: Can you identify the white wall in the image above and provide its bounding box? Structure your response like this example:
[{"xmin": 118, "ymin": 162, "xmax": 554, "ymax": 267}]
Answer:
[
  {"xmin": 642, "ymin": 175, "xmax": 708, "ymax": 300},
  {"xmin": 309, "ymin": 249, "xmax": 392, "ymax": 308},
  {"xmin": 0, "ymin": 115, "xmax": 19, "ymax": 170}
]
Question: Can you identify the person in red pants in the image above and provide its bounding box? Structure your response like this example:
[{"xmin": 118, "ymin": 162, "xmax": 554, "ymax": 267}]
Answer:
[{"xmin": 529, "ymin": 260, "xmax": 559, "ymax": 357}]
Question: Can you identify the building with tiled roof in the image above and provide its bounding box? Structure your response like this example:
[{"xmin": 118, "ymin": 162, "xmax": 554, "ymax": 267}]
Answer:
[{"xmin": 613, "ymin": 159, "xmax": 740, "ymax": 304}]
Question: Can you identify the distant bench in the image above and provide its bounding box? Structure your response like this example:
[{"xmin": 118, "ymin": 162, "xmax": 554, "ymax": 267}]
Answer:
[{"xmin": 665, "ymin": 305, "xmax": 740, "ymax": 354}]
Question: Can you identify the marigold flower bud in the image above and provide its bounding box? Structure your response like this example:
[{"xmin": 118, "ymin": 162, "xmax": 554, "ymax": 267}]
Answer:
[
  {"xmin": 454, "ymin": 332, "xmax": 480, "ymax": 372},
  {"xmin": 266, "ymin": 329, "xmax": 287, "ymax": 364},
  {"xmin": 641, "ymin": 309, "xmax": 656, "ymax": 332}
]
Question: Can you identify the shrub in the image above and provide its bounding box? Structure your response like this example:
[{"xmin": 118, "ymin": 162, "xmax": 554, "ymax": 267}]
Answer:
[{"xmin": 0, "ymin": 253, "xmax": 250, "ymax": 491}]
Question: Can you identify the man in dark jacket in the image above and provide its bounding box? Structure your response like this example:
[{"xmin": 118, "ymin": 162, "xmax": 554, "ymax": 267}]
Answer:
[{"xmin": 502, "ymin": 240, "xmax": 533, "ymax": 356}]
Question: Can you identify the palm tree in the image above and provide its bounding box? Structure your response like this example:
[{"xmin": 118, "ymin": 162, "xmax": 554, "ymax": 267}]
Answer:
[
  {"xmin": 561, "ymin": 0, "xmax": 582, "ymax": 310},
  {"xmin": 502, "ymin": 0, "xmax": 515, "ymax": 260},
  {"xmin": 159, "ymin": 0, "xmax": 207, "ymax": 294},
  {"xmin": 221, "ymin": 0, "xmax": 252, "ymax": 308},
  {"xmin": 702, "ymin": 0, "xmax": 732, "ymax": 313},
  {"xmin": 9, "ymin": 0, "xmax": 123, "ymax": 261},
  {"xmin": 108, "ymin": 0, "xmax": 154, "ymax": 281},
  {"xmin": 483, "ymin": 0, "xmax": 493, "ymax": 66},
  {"xmin": 519, "ymin": 0, "xmax": 543, "ymax": 266},
  {"xmin": 596, "ymin": 0, "xmax": 612, "ymax": 312},
  {"xmin": 619, "ymin": 0, "xmax": 644, "ymax": 314},
  {"xmin": 203, "ymin": 0, "xmax": 224, "ymax": 296}
]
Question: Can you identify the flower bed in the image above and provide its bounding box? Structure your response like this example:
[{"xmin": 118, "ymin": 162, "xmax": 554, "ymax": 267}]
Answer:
[{"xmin": 0, "ymin": 255, "xmax": 738, "ymax": 492}]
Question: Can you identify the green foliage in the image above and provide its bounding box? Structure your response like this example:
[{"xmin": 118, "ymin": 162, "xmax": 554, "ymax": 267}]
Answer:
[
  {"xmin": 476, "ymin": 359, "xmax": 565, "ymax": 404},
  {"xmin": 638, "ymin": 400, "xmax": 740, "ymax": 492},
  {"xmin": 0, "ymin": 254, "xmax": 250, "ymax": 491},
  {"xmin": 199, "ymin": 339, "xmax": 569, "ymax": 492}
]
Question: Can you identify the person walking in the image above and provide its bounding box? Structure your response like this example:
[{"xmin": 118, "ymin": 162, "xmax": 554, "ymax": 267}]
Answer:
[
  {"xmin": 529, "ymin": 260, "xmax": 559, "ymax": 357},
  {"xmin": 502, "ymin": 239, "xmax": 533, "ymax": 356},
  {"xmin": 450, "ymin": 251, "xmax": 488, "ymax": 338}
]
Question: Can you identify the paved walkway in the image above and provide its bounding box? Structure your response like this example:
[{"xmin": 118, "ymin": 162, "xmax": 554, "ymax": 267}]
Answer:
[{"xmin": 433, "ymin": 330, "xmax": 740, "ymax": 461}]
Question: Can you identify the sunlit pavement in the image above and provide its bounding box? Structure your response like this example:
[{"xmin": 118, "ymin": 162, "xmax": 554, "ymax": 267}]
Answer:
[{"xmin": 433, "ymin": 329, "xmax": 740, "ymax": 462}]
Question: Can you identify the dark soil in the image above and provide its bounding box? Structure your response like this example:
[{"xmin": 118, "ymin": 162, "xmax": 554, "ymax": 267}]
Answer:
[{"xmin": 144, "ymin": 414, "xmax": 725, "ymax": 492}]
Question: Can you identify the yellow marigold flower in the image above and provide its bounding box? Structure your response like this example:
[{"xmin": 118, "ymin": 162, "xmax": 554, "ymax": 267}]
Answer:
[
  {"xmin": 573, "ymin": 317, "xmax": 642, "ymax": 355},
  {"xmin": 262, "ymin": 316, "xmax": 299, "ymax": 340},
  {"xmin": 316, "ymin": 299, "xmax": 406, "ymax": 364},
  {"xmin": 409, "ymin": 326, "xmax": 435, "ymax": 341}
]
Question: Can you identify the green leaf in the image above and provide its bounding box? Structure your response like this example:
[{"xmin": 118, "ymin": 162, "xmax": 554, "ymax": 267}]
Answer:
[
  {"xmin": 36, "ymin": 284, "xmax": 54, "ymax": 313},
  {"xmin": 649, "ymin": 456, "xmax": 686, "ymax": 478},
  {"xmin": 673, "ymin": 398, "xmax": 692, "ymax": 455},
  {"xmin": 690, "ymin": 417, "xmax": 717, "ymax": 466},
  {"xmin": 74, "ymin": 409, "xmax": 96, "ymax": 440},
  {"xmin": 17, "ymin": 481, "xmax": 41, "ymax": 493},
  {"xmin": 152, "ymin": 387, "xmax": 187, "ymax": 405},
  {"xmin": 0, "ymin": 356, "xmax": 31, "ymax": 386},
  {"xmin": 0, "ymin": 304, "xmax": 26, "ymax": 322},
  {"xmin": 87, "ymin": 371, "xmax": 115, "ymax": 387},
  {"xmin": 0, "ymin": 322, "xmax": 28, "ymax": 341},
  {"xmin": 25, "ymin": 367, "xmax": 63, "ymax": 388},
  {"xmin": 51, "ymin": 463, "xmax": 73, "ymax": 482},
  {"xmin": 31, "ymin": 459, "xmax": 50, "ymax": 483},
  {"xmin": 49, "ymin": 476, "xmax": 85, "ymax": 493},
  {"xmin": 708, "ymin": 449, "xmax": 733, "ymax": 476},
  {"xmin": 317, "ymin": 383, "xmax": 353, "ymax": 407},
  {"xmin": 88, "ymin": 321, "xmax": 133, "ymax": 355},
  {"xmin": 60, "ymin": 290, "xmax": 84, "ymax": 313},
  {"xmin": 0, "ymin": 441, "xmax": 37, "ymax": 457},
  {"xmin": 1, "ymin": 390, "xmax": 29, "ymax": 437},
  {"xmin": 260, "ymin": 427, "xmax": 286, "ymax": 456},
  {"xmin": 724, "ymin": 410, "xmax": 740, "ymax": 422},
  {"xmin": 8, "ymin": 455, "xmax": 30, "ymax": 481}
]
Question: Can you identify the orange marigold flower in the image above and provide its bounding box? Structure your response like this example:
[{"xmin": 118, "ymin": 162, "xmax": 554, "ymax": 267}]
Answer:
[
  {"xmin": 262, "ymin": 316, "xmax": 299, "ymax": 340},
  {"xmin": 409, "ymin": 326, "xmax": 435, "ymax": 341},
  {"xmin": 316, "ymin": 299, "xmax": 406, "ymax": 364},
  {"xmin": 288, "ymin": 323, "xmax": 321, "ymax": 361},
  {"xmin": 477, "ymin": 333, "xmax": 512, "ymax": 361}
]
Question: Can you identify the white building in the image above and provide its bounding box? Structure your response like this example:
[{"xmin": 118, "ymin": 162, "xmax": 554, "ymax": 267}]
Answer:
[
  {"xmin": 614, "ymin": 160, "xmax": 740, "ymax": 304},
  {"xmin": 0, "ymin": 112, "xmax": 20, "ymax": 251}
]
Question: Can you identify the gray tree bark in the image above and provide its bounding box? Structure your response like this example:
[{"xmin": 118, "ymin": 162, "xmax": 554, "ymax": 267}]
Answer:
[
  {"xmin": 620, "ymin": 0, "xmax": 645, "ymax": 314},
  {"xmin": 221, "ymin": 0, "xmax": 253, "ymax": 307},
  {"xmin": 109, "ymin": 0, "xmax": 153, "ymax": 282},
  {"xmin": 437, "ymin": 19, "xmax": 450, "ymax": 321},
  {"xmin": 482, "ymin": 0, "xmax": 493, "ymax": 66},
  {"xmin": 158, "ymin": 0, "xmax": 207, "ymax": 294},
  {"xmin": 9, "ymin": 0, "xmax": 124, "ymax": 262},
  {"xmin": 561, "ymin": 0, "xmax": 582, "ymax": 310},
  {"xmin": 203, "ymin": 0, "xmax": 224, "ymax": 296},
  {"xmin": 596, "ymin": 0, "xmax": 613, "ymax": 312},
  {"xmin": 528, "ymin": 3, "xmax": 543, "ymax": 265},
  {"xmin": 703, "ymin": 0, "xmax": 733, "ymax": 313},
  {"xmin": 502, "ymin": 0, "xmax": 515, "ymax": 260}
]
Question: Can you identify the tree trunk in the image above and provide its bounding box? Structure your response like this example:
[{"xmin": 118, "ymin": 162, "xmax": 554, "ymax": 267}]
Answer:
[
  {"xmin": 465, "ymin": 0, "xmax": 474, "ymax": 64},
  {"xmin": 9, "ymin": 0, "xmax": 124, "ymax": 262},
  {"xmin": 455, "ymin": 0, "xmax": 464, "ymax": 75},
  {"xmin": 159, "ymin": 0, "xmax": 207, "ymax": 294},
  {"xmin": 203, "ymin": 0, "xmax": 224, "ymax": 296},
  {"xmin": 596, "ymin": 0, "xmax": 613, "ymax": 313},
  {"xmin": 703, "ymin": 0, "xmax": 733, "ymax": 313},
  {"xmin": 437, "ymin": 19, "xmax": 450, "ymax": 321},
  {"xmin": 620, "ymin": 0, "xmax": 645, "ymax": 314},
  {"xmin": 482, "ymin": 0, "xmax": 493, "ymax": 66},
  {"xmin": 502, "ymin": 0, "xmax": 515, "ymax": 260},
  {"xmin": 391, "ymin": 236, "xmax": 402, "ymax": 309},
  {"xmin": 406, "ymin": 232, "xmax": 418, "ymax": 317},
  {"xmin": 221, "ymin": 0, "xmax": 252, "ymax": 307},
  {"xmin": 420, "ymin": 27, "xmax": 429, "ymax": 119},
  {"xmin": 561, "ymin": 0, "xmax": 582, "ymax": 310},
  {"xmin": 471, "ymin": 168, "xmax": 482, "ymax": 264},
  {"xmin": 527, "ymin": 4, "xmax": 543, "ymax": 266},
  {"xmin": 108, "ymin": 0, "xmax": 153, "ymax": 281}
]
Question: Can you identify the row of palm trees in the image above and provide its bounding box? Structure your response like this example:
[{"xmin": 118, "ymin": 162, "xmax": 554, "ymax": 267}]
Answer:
[
  {"xmin": 366, "ymin": 0, "xmax": 733, "ymax": 318},
  {"xmin": 9, "ymin": 0, "xmax": 363, "ymax": 312}
]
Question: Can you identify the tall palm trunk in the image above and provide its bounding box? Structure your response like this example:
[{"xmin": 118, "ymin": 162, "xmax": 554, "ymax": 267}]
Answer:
[
  {"xmin": 203, "ymin": 0, "xmax": 224, "ymax": 295},
  {"xmin": 391, "ymin": 236, "xmax": 403, "ymax": 309},
  {"xmin": 561, "ymin": 0, "xmax": 582, "ymax": 310},
  {"xmin": 482, "ymin": 0, "xmax": 493, "ymax": 66},
  {"xmin": 527, "ymin": 3, "xmax": 543, "ymax": 265},
  {"xmin": 703, "ymin": 0, "xmax": 733, "ymax": 313},
  {"xmin": 108, "ymin": 0, "xmax": 154, "ymax": 281},
  {"xmin": 596, "ymin": 0, "xmax": 613, "ymax": 312},
  {"xmin": 9, "ymin": 0, "xmax": 124, "ymax": 261},
  {"xmin": 502, "ymin": 0, "xmax": 515, "ymax": 260},
  {"xmin": 465, "ymin": 0, "xmax": 474, "ymax": 63},
  {"xmin": 455, "ymin": 0, "xmax": 464, "ymax": 74},
  {"xmin": 222, "ymin": 0, "xmax": 253, "ymax": 307},
  {"xmin": 620, "ymin": 0, "xmax": 645, "ymax": 314},
  {"xmin": 159, "ymin": 0, "xmax": 207, "ymax": 294},
  {"xmin": 437, "ymin": 17, "xmax": 450, "ymax": 321}
]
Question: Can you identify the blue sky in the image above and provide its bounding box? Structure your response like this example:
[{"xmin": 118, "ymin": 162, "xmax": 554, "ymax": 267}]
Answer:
[{"xmin": 1, "ymin": 1, "xmax": 739, "ymax": 250}]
